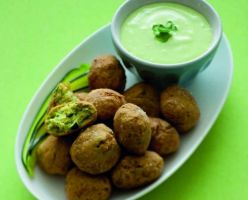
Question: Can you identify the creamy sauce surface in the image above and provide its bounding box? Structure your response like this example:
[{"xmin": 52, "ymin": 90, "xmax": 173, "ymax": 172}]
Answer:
[{"xmin": 121, "ymin": 3, "xmax": 213, "ymax": 64}]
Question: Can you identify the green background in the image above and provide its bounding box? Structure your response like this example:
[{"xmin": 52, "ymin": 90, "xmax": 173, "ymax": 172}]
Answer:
[{"xmin": 0, "ymin": 0, "xmax": 247, "ymax": 199}]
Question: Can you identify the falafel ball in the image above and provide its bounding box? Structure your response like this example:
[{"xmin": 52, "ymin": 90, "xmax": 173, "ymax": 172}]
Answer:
[
  {"xmin": 36, "ymin": 135, "xmax": 72, "ymax": 175},
  {"xmin": 48, "ymin": 83, "xmax": 78, "ymax": 110},
  {"xmin": 160, "ymin": 85, "xmax": 200, "ymax": 133},
  {"xmin": 113, "ymin": 103, "xmax": 151, "ymax": 155},
  {"xmin": 88, "ymin": 55, "xmax": 126, "ymax": 92},
  {"xmin": 124, "ymin": 83, "xmax": 160, "ymax": 117},
  {"xmin": 85, "ymin": 89, "xmax": 125, "ymax": 121},
  {"xmin": 149, "ymin": 117, "xmax": 180, "ymax": 156},
  {"xmin": 111, "ymin": 151, "xmax": 164, "ymax": 189},
  {"xmin": 74, "ymin": 91, "xmax": 88, "ymax": 101},
  {"xmin": 70, "ymin": 124, "xmax": 121, "ymax": 175},
  {"xmin": 65, "ymin": 167, "xmax": 111, "ymax": 200},
  {"xmin": 45, "ymin": 101, "xmax": 97, "ymax": 136}
]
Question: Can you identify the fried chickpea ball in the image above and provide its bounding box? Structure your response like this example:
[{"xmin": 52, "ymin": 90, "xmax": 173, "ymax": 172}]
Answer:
[
  {"xmin": 36, "ymin": 135, "xmax": 72, "ymax": 175},
  {"xmin": 149, "ymin": 117, "xmax": 180, "ymax": 156},
  {"xmin": 124, "ymin": 83, "xmax": 160, "ymax": 117},
  {"xmin": 85, "ymin": 89, "xmax": 125, "ymax": 121},
  {"xmin": 113, "ymin": 103, "xmax": 151, "ymax": 155},
  {"xmin": 160, "ymin": 85, "xmax": 200, "ymax": 133},
  {"xmin": 111, "ymin": 151, "xmax": 164, "ymax": 189},
  {"xmin": 70, "ymin": 124, "xmax": 121, "ymax": 175},
  {"xmin": 45, "ymin": 101, "xmax": 97, "ymax": 136},
  {"xmin": 88, "ymin": 55, "xmax": 126, "ymax": 92},
  {"xmin": 65, "ymin": 168, "xmax": 111, "ymax": 200},
  {"xmin": 48, "ymin": 83, "xmax": 78, "ymax": 111},
  {"xmin": 74, "ymin": 91, "xmax": 88, "ymax": 101}
]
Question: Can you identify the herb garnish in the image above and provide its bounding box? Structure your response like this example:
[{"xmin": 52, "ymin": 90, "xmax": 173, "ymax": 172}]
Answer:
[{"xmin": 152, "ymin": 21, "xmax": 178, "ymax": 42}]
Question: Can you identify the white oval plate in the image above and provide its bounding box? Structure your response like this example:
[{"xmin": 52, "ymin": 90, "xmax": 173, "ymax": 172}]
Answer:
[{"xmin": 15, "ymin": 25, "xmax": 233, "ymax": 200}]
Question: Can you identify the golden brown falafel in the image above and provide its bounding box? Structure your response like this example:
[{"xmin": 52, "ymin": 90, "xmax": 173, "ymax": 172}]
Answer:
[
  {"xmin": 65, "ymin": 167, "xmax": 111, "ymax": 200},
  {"xmin": 70, "ymin": 124, "xmax": 120, "ymax": 175},
  {"xmin": 113, "ymin": 103, "xmax": 151, "ymax": 155},
  {"xmin": 36, "ymin": 135, "xmax": 72, "ymax": 175},
  {"xmin": 74, "ymin": 91, "xmax": 88, "ymax": 101},
  {"xmin": 85, "ymin": 89, "xmax": 125, "ymax": 121},
  {"xmin": 124, "ymin": 83, "xmax": 160, "ymax": 117},
  {"xmin": 149, "ymin": 117, "xmax": 180, "ymax": 156},
  {"xmin": 111, "ymin": 151, "xmax": 164, "ymax": 189},
  {"xmin": 88, "ymin": 55, "xmax": 126, "ymax": 92},
  {"xmin": 160, "ymin": 85, "xmax": 200, "ymax": 133}
]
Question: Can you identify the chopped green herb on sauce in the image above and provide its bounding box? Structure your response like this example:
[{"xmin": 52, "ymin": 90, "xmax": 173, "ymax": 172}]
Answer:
[{"xmin": 152, "ymin": 21, "xmax": 178, "ymax": 42}]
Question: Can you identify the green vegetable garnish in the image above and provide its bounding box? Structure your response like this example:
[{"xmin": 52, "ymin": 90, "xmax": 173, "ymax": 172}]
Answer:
[
  {"xmin": 152, "ymin": 21, "xmax": 178, "ymax": 42},
  {"xmin": 22, "ymin": 64, "xmax": 90, "ymax": 176}
]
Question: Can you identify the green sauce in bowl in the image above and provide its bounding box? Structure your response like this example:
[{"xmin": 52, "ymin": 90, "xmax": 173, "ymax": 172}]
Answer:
[{"xmin": 120, "ymin": 3, "xmax": 213, "ymax": 64}]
